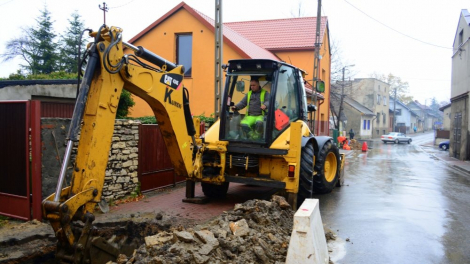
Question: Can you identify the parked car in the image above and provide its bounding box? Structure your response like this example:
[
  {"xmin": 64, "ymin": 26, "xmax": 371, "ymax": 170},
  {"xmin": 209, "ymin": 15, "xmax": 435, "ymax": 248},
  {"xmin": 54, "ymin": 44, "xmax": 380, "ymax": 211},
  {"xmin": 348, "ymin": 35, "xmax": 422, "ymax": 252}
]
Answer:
[
  {"xmin": 381, "ymin": 132, "xmax": 412, "ymax": 144},
  {"xmin": 439, "ymin": 140, "xmax": 449, "ymax": 150}
]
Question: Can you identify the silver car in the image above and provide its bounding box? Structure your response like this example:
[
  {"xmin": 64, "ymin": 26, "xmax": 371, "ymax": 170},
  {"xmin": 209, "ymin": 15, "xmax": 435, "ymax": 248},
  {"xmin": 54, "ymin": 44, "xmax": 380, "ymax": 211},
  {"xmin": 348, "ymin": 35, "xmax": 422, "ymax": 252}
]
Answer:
[{"xmin": 381, "ymin": 132, "xmax": 412, "ymax": 144}]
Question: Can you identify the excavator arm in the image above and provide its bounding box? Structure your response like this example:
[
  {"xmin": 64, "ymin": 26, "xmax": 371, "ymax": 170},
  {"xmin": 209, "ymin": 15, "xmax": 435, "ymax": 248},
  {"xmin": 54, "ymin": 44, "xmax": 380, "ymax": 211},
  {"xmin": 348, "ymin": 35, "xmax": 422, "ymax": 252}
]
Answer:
[{"xmin": 42, "ymin": 26, "xmax": 200, "ymax": 264}]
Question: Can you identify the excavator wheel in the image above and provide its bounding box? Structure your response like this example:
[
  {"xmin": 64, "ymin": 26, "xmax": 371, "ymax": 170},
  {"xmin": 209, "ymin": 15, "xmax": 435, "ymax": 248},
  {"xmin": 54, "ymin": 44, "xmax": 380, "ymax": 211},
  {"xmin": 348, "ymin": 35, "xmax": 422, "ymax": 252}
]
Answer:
[
  {"xmin": 298, "ymin": 141, "xmax": 316, "ymax": 206},
  {"xmin": 312, "ymin": 140, "xmax": 340, "ymax": 193},
  {"xmin": 201, "ymin": 182, "xmax": 229, "ymax": 198}
]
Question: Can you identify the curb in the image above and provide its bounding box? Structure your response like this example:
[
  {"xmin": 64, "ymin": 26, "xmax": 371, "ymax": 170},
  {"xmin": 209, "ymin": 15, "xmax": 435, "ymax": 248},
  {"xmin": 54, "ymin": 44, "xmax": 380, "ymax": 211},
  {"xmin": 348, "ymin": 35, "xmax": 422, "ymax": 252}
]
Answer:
[
  {"xmin": 451, "ymin": 164, "xmax": 470, "ymax": 175},
  {"xmin": 429, "ymin": 152, "xmax": 470, "ymax": 175}
]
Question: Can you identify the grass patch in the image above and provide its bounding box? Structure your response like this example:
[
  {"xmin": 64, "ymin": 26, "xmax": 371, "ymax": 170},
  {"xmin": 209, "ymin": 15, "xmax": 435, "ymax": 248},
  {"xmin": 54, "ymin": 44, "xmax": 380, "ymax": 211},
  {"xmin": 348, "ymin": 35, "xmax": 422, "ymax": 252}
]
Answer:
[{"xmin": 0, "ymin": 215, "xmax": 9, "ymax": 227}]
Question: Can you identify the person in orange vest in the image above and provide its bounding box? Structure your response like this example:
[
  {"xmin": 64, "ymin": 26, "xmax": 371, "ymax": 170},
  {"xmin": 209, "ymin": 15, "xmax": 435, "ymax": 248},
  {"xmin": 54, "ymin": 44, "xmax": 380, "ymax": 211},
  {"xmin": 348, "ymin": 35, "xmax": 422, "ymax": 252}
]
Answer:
[
  {"xmin": 343, "ymin": 140, "xmax": 351, "ymax": 150},
  {"xmin": 232, "ymin": 77, "xmax": 270, "ymax": 139}
]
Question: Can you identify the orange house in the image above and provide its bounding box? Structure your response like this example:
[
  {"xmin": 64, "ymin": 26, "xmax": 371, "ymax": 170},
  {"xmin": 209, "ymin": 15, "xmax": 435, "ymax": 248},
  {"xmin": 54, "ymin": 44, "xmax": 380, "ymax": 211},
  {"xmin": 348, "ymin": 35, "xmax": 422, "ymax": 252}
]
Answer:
[{"xmin": 127, "ymin": 2, "xmax": 332, "ymax": 136}]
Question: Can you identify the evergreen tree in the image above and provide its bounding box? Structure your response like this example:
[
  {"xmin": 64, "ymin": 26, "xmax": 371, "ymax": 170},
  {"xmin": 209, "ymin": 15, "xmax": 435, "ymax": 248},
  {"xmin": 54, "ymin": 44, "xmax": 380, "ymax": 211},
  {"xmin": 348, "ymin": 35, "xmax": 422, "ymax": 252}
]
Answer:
[
  {"xmin": 30, "ymin": 6, "xmax": 58, "ymax": 74},
  {"xmin": 58, "ymin": 11, "xmax": 86, "ymax": 73}
]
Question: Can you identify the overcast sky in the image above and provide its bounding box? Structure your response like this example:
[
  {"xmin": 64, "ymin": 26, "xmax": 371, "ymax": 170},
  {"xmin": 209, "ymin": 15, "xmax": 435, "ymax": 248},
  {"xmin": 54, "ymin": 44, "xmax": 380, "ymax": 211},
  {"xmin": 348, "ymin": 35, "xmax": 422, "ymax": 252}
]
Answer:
[{"xmin": 0, "ymin": 0, "xmax": 467, "ymax": 105}]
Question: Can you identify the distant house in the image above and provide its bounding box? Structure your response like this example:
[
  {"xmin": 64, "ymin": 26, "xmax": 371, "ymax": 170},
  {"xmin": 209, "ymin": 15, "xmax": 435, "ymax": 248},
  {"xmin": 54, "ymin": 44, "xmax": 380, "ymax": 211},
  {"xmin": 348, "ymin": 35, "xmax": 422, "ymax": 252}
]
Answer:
[
  {"xmin": 330, "ymin": 92, "xmax": 375, "ymax": 139},
  {"xmin": 439, "ymin": 103, "xmax": 451, "ymax": 130},
  {"xmin": 407, "ymin": 100, "xmax": 432, "ymax": 132},
  {"xmin": 450, "ymin": 9, "xmax": 470, "ymax": 160},
  {"xmin": 389, "ymin": 98, "xmax": 415, "ymax": 133},
  {"xmin": 410, "ymin": 110, "xmax": 421, "ymax": 133},
  {"xmin": 126, "ymin": 2, "xmax": 332, "ymax": 135},
  {"xmin": 350, "ymin": 78, "xmax": 390, "ymax": 138}
]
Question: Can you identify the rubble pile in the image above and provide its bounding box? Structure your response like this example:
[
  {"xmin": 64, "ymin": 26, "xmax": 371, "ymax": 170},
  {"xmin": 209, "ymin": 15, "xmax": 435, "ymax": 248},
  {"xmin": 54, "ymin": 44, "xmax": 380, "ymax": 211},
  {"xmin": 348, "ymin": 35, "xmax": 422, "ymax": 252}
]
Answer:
[{"xmin": 116, "ymin": 195, "xmax": 294, "ymax": 264}]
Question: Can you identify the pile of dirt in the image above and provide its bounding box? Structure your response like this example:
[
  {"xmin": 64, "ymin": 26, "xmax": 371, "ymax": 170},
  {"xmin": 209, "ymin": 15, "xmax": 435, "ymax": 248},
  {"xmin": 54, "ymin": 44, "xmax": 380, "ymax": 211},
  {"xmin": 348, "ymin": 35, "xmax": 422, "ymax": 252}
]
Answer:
[
  {"xmin": 349, "ymin": 139, "xmax": 362, "ymax": 150},
  {"xmin": 113, "ymin": 195, "xmax": 294, "ymax": 264}
]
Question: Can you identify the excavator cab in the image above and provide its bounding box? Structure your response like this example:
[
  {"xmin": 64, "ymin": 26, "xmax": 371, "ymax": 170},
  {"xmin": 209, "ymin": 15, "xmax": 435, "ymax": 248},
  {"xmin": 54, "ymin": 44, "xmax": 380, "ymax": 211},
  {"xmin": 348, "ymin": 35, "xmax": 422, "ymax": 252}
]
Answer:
[{"xmin": 219, "ymin": 59, "xmax": 309, "ymax": 146}]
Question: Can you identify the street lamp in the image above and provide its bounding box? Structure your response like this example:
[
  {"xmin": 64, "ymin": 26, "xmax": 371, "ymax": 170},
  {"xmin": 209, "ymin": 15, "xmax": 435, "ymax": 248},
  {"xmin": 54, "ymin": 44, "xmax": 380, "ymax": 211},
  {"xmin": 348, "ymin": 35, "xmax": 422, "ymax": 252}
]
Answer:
[{"xmin": 423, "ymin": 98, "xmax": 431, "ymax": 132}]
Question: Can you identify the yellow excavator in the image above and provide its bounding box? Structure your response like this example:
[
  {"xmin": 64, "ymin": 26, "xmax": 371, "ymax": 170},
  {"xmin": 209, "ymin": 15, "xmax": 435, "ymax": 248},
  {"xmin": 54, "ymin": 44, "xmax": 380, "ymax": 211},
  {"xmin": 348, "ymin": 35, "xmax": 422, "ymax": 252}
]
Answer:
[{"xmin": 42, "ymin": 25, "xmax": 344, "ymax": 263}]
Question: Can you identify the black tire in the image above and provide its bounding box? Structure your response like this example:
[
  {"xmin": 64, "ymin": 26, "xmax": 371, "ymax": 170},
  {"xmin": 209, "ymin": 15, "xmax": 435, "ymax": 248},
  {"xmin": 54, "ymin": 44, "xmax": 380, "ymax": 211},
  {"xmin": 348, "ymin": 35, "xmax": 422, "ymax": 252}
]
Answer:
[
  {"xmin": 298, "ymin": 142, "xmax": 315, "ymax": 204},
  {"xmin": 312, "ymin": 141, "xmax": 341, "ymax": 193},
  {"xmin": 383, "ymin": 141, "xmax": 387, "ymax": 144},
  {"xmin": 201, "ymin": 182, "xmax": 229, "ymax": 198},
  {"xmin": 395, "ymin": 139, "xmax": 399, "ymax": 144},
  {"xmin": 408, "ymin": 139, "xmax": 411, "ymax": 144}
]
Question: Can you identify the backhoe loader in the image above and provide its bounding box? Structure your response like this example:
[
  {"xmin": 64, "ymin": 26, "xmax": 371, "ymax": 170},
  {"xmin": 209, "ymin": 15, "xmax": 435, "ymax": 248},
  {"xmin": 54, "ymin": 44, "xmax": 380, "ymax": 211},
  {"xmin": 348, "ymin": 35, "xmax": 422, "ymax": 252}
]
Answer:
[{"xmin": 42, "ymin": 25, "xmax": 344, "ymax": 263}]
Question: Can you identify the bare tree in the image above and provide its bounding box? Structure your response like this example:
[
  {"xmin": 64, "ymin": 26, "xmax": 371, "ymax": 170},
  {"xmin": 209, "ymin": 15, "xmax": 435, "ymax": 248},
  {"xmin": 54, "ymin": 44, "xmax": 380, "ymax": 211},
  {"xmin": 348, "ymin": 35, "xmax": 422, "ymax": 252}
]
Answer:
[
  {"xmin": 329, "ymin": 38, "xmax": 356, "ymax": 129},
  {"xmin": 2, "ymin": 32, "xmax": 35, "ymax": 73},
  {"xmin": 370, "ymin": 72, "xmax": 413, "ymax": 104},
  {"xmin": 1, "ymin": 6, "xmax": 58, "ymax": 75}
]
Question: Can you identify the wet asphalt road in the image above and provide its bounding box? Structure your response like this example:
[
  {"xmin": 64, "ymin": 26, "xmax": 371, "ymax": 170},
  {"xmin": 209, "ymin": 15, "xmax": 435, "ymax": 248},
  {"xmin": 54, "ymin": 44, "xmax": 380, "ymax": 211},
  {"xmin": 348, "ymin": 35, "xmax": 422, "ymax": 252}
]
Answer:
[{"xmin": 315, "ymin": 133, "xmax": 470, "ymax": 264}]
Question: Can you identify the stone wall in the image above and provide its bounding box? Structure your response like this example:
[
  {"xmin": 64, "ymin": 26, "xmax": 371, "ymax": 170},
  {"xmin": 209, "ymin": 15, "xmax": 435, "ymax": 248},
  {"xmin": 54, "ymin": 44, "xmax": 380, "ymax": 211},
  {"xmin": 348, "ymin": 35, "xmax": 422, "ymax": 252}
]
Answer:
[
  {"xmin": 41, "ymin": 118, "xmax": 140, "ymax": 202},
  {"xmin": 102, "ymin": 120, "xmax": 140, "ymax": 201}
]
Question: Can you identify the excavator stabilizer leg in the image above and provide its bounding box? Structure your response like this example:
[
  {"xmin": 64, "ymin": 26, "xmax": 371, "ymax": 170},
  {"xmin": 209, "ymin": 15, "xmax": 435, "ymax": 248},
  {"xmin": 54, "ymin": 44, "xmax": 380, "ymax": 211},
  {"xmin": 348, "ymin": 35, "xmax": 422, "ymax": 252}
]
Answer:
[{"xmin": 182, "ymin": 180, "xmax": 209, "ymax": 204}]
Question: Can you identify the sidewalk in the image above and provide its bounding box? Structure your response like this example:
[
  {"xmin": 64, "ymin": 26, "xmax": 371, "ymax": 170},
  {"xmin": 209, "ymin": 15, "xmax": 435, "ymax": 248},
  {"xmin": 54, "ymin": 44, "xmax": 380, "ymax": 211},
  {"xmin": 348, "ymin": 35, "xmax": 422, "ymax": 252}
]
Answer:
[
  {"xmin": 430, "ymin": 150, "xmax": 470, "ymax": 175},
  {"xmin": 95, "ymin": 182, "xmax": 277, "ymax": 224}
]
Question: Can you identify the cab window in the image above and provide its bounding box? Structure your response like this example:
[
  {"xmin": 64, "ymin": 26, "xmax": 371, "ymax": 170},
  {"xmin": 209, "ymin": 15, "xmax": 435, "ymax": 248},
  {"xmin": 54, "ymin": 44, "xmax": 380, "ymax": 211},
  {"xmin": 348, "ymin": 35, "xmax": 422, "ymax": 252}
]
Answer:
[{"xmin": 273, "ymin": 65, "xmax": 300, "ymax": 139}]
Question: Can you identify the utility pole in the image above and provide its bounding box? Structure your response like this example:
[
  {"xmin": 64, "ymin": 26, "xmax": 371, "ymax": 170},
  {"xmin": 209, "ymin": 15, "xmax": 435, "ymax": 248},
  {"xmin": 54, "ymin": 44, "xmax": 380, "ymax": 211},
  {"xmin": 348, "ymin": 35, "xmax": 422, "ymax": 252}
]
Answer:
[
  {"xmin": 311, "ymin": 0, "xmax": 322, "ymax": 134},
  {"xmin": 337, "ymin": 65, "xmax": 354, "ymax": 131},
  {"xmin": 393, "ymin": 87, "xmax": 397, "ymax": 132},
  {"xmin": 337, "ymin": 67, "xmax": 345, "ymax": 131},
  {"xmin": 214, "ymin": 0, "xmax": 223, "ymax": 119},
  {"xmin": 99, "ymin": 2, "xmax": 108, "ymax": 24}
]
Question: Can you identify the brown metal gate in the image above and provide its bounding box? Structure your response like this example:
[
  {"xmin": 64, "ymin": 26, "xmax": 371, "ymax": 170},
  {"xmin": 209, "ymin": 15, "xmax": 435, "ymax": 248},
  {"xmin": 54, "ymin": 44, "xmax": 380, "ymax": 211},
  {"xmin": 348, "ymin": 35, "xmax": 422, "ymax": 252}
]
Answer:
[
  {"xmin": 453, "ymin": 112, "xmax": 462, "ymax": 159},
  {"xmin": 0, "ymin": 101, "xmax": 41, "ymax": 220},
  {"xmin": 138, "ymin": 124, "xmax": 185, "ymax": 192}
]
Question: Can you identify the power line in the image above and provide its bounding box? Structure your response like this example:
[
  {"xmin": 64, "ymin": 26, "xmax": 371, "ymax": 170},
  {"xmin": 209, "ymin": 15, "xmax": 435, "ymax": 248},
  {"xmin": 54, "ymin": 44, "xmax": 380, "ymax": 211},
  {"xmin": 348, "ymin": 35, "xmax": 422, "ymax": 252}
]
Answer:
[
  {"xmin": 0, "ymin": 0, "xmax": 15, "ymax": 7},
  {"xmin": 108, "ymin": 0, "xmax": 138, "ymax": 9},
  {"xmin": 342, "ymin": 0, "xmax": 452, "ymax": 50}
]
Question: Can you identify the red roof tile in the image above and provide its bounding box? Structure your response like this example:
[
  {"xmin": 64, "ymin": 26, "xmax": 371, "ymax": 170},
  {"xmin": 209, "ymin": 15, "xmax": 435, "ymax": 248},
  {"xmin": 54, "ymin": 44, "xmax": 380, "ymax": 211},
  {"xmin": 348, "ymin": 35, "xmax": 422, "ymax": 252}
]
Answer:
[
  {"xmin": 226, "ymin": 17, "xmax": 328, "ymax": 50},
  {"xmin": 129, "ymin": 2, "xmax": 278, "ymax": 60},
  {"xmin": 193, "ymin": 9, "xmax": 279, "ymax": 60}
]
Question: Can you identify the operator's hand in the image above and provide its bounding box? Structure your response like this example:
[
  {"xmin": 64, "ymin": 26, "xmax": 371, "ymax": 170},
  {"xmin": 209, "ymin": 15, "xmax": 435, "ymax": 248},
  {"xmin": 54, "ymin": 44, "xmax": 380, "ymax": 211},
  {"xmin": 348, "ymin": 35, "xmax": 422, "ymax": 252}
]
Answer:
[
  {"xmin": 231, "ymin": 106, "xmax": 238, "ymax": 112},
  {"xmin": 261, "ymin": 104, "xmax": 267, "ymax": 110}
]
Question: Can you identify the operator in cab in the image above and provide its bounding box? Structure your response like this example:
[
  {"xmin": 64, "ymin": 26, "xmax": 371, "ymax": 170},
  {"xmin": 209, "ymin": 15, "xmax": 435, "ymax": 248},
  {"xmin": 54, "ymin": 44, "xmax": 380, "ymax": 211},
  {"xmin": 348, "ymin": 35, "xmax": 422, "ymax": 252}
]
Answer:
[{"xmin": 231, "ymin": 76, "xmax": 270, "ymax": 139}]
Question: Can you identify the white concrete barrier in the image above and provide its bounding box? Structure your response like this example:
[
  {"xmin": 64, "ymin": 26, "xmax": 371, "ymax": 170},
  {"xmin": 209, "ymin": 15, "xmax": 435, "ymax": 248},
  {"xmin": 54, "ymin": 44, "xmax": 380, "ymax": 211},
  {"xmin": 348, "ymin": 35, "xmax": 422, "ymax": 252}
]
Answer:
[{"xmin": 286, "ymin": 199, "xmax": 329, "ymax": 264}]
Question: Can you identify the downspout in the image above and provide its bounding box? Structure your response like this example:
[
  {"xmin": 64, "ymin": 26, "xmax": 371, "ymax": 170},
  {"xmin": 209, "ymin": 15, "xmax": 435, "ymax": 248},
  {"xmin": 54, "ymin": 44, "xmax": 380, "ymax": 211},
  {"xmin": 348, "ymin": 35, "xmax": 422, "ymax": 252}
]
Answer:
[
  {"xmin": 371, "ymin": 116, "xmax": 378, "ymax": 139},
  {"xmin": 317, "ymin": 99, "xmax": 325, "ymax": 135}
]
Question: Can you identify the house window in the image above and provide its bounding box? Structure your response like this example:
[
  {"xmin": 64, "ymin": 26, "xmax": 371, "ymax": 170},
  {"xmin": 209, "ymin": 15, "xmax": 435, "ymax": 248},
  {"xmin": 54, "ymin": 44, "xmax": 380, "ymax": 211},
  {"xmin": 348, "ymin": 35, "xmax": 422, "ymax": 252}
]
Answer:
[
  {"xmin": 383, "ymin": 97, "xmax": 387, "ymax": 106},
  {"xmin": 396, "ymin": 109, "xmax": 402, "ymax": 116},
  {"xmin": 377, "ymin": 95, "xmax": 381, "ymax": 104},
  {"xmin": 376, "ymin": 129, "xmax": 379, "ymax": 135},
  {"xmin": 376, "ymin": 112, "xmax": 380, "ymax": 123},
  {"xmin": 176, "ymin": 34, "xmax": 192, "ymax": 77},
  {"xmin": 383, "ymin": 113, "xmax": 386, "ymax": 124},
  {"xmin": 363, "ymin": 120, "xmax": 366, "ymax": 130},
  {"xmin": 367, "ymin": 120, "xmax": 370, "ymax": 130}
]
